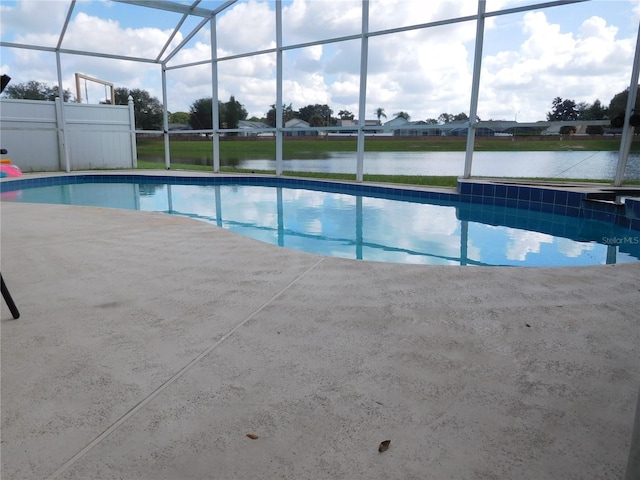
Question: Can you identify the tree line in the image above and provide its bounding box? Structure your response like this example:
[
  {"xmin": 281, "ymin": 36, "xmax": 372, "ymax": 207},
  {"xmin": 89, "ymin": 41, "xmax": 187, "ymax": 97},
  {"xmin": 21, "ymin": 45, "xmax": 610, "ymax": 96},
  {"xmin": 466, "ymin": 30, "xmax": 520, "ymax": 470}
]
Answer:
[
  {"xmin": 2, "ymin": 80, "xmax": 638, "ymax": 133},
  {"xmin": 545, "ymin": 90, "xmax": 637, "ymax": 134}
]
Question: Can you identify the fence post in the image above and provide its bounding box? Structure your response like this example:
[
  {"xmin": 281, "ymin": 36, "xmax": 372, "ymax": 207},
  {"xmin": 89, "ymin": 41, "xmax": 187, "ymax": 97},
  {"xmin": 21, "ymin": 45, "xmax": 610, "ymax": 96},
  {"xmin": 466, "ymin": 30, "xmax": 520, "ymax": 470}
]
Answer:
[
  {"xmin": 128, "ymin": 95, "xmax": 137, "ymax": 168},
  {"xmin": 55, "ymin": 97, "xmax": 71, "ymax": 172}
]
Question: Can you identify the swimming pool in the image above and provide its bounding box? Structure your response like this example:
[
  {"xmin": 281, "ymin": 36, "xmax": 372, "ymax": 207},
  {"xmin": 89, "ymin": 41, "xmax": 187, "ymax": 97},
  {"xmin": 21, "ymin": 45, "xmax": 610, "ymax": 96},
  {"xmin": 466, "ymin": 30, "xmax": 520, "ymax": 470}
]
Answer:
[{"xmin": 2, "ymin": 174, "xmax": 639, "ymax": 267}]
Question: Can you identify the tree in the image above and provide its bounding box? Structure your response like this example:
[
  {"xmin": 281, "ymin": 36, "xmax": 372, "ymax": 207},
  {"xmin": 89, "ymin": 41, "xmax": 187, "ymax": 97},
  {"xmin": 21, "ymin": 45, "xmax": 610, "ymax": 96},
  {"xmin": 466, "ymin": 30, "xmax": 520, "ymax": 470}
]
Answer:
[
  {"xmin": 190, "ymin": 97, "xmax": 213, "ymax": 129},
  {"xmin": 608, "ymin": 86, "xmax": 640, "ymax": 120},
  {"xmin": 189, "ymin": 96, "xmax": 248, "ymax": 132},
  {"xmin": 169, "ymin": 111, "xmax": 190, "ymax": 124},
  {"xmin": 2, "ymin": 80, "xmax": 73, "ymax": 101},
  {"xmin": 546, "ymin": 97, "xmax": 579, "ymax": 121},
  {"xmin": 580, "ymin": 99, "xmax": 607, "ymax": 120},
  {"xmin": 308, "ymin": 114, "xmax": 325, "ymax": 127},
  {"xmin": 438, "ymin": 113, "xmax": 454, "ymax": 124},
  {"xmin": 453, "ymin": 112, "xmax": 469, "ymax": 122},
  {"xmin": 580, "ymin": 99, "xmax": 607, "ymax": 135},
  {"xmin": 374, "ymin": 107, "xmax": 387, "ymax": 125},
  {"xmin": 298, "ymin": 104, "xmax": 334, "ymax": 125},
  {"xmin": 393, "ymin": 111, "xmax": 411, "ymax": 120},
  {"xmin": 608, "ymin": 85, "xmax": 640, "ymax": 133},
  {"xmin": 425, "ymin": 118, "xmax": 439, "ymax": 125},
  {"xmin": 546, "ymin": 97, "xmax": 579, "ymax": 134},
  {"xmin": 223, "ymin": 95, "xmax": 248, "ymax": 134},
  {"xmin": 115, "ymin": 87, "xmax": 163, "ymax": 130},
  {"xmin": 338, "ymin": 110, "xmax": 354, "ymax": 120},
  {"xmin": 266, "ymin": 103, "xmax": 296, "ymax": 127}
]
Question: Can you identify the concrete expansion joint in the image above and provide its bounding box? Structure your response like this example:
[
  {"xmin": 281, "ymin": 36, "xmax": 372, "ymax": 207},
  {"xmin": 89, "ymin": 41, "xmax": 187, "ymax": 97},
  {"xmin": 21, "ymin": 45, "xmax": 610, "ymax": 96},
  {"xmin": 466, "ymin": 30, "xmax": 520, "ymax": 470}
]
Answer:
[{"xmin": 44, "ymin": 257, "xmax": 326, "ymax": 480}]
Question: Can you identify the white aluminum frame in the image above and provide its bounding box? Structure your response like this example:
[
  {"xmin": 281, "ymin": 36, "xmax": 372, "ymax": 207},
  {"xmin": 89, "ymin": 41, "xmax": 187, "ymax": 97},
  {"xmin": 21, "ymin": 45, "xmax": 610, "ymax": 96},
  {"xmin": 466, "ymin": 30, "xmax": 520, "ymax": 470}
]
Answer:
[{"xmin": 0, "ymin": 0, "xmax": 638, "ymax": 184}]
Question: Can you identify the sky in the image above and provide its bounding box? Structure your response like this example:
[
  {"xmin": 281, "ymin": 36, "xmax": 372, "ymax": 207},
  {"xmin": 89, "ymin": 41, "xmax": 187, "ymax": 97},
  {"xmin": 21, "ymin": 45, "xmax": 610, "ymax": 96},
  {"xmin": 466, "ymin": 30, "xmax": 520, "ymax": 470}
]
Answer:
[{"xmin": 1, "ymin": 0, "xmax": 639, "ymax": 123}]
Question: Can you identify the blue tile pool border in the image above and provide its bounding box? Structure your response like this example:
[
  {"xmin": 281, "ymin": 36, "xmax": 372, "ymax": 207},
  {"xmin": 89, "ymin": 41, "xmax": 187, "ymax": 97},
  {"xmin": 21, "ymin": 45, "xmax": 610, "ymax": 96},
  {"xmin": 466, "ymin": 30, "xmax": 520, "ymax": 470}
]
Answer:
[
  {"xmin": 457, "ymin": 178, "xmax": 640, "ymax": 233},
  {"xmin": 2, "ymin": 173, "xmax": 639, "ymax": 233}
]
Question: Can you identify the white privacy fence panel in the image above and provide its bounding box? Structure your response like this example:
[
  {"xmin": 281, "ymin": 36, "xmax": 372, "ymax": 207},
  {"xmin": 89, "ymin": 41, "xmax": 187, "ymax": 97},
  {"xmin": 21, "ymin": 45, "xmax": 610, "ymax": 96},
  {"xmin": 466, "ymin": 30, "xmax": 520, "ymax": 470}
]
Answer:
[
  {"xmin": 0, "ymin": 98, "xmax": 136, "ymax": 172},
  {"xmin": 0, "ymin": 99, "xmax": 60, "ymax": 171},
  {"xmin": 64, "ymin": 102, "xmax": 135, "ymax": 170}
]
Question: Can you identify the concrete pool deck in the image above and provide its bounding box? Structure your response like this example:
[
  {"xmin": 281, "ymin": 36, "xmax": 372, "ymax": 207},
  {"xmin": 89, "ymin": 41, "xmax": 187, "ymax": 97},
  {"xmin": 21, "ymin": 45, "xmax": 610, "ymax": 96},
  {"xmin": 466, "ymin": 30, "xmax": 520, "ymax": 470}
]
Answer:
[{"xmin": 1, "ymin": 199, "xmax": 639, "ymax": 479}]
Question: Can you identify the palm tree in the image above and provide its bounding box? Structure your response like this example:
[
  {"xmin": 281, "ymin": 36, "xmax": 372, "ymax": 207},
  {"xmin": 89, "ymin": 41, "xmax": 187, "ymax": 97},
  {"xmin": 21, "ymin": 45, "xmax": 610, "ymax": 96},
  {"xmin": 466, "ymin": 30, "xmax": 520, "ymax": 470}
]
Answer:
[
  {"xmin": 374, "ymin": 107, "xmax": 387, "ymax": 125},
  {"xmin": 338, "ymin": 110, "xmax": 354, "ymax": 120},
  {"xmin": 394, "ymin": 111, "xmax": 411, "ymax": 121}
]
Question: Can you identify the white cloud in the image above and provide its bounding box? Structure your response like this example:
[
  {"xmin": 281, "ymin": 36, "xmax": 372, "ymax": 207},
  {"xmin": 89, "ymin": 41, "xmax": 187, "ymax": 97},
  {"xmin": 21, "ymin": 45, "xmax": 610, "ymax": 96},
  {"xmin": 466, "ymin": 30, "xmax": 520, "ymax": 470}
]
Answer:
[
  {"xmin": 480, "ymin": 10, "xmax": 635, "ymax": 121},
  {"xmin": 1, "ymin": 0, "xmax": 637, "ymax": 121},
  {"xmin": 216, "ymin": 0, "xmax": 275, "ymax": 56},
  {"xmin": 369, "ymin": 0, "xmax": 476, "ymax": 32},
  {"xmin": 556, "ymin": 238, "xmax": 595, "ymax": 258},
  {"xmin": 283, "ymin": 0, "xmax": 362, "ymax": 44},
  {"xmin": 0, "ymin": 0, "xmax": 68, "ymax": 40},
  {"xmin": 505, "ymin": 230, "xmax": 554, "ymax": 261},
  {"xmin": 60, "ymin": 12, "xmax": 180, "ymax": 59}
]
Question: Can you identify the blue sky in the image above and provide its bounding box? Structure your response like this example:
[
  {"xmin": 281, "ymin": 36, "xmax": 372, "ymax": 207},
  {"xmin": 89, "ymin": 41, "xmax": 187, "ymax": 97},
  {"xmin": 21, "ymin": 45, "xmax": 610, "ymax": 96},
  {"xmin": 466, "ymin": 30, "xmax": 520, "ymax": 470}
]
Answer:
[{"xmin": 1, "ymin": 0, "xmax": 639, "ymax": 122}]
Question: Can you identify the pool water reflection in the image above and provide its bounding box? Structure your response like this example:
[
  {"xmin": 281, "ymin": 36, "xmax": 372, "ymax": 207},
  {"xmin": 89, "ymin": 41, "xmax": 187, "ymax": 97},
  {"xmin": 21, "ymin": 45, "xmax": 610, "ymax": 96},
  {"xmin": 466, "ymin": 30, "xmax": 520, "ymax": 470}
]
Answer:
[{"xmin": 4, "ymin": 181, "xmax": 639, "ymax": 267}]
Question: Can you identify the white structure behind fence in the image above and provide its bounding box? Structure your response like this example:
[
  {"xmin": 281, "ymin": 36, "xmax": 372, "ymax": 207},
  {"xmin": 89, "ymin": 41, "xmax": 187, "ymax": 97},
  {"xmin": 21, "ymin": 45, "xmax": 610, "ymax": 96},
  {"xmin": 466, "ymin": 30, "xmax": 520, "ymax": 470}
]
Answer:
[{"xmin": 0, "ymin": 97, "xmax": 136, "ymax": 172}]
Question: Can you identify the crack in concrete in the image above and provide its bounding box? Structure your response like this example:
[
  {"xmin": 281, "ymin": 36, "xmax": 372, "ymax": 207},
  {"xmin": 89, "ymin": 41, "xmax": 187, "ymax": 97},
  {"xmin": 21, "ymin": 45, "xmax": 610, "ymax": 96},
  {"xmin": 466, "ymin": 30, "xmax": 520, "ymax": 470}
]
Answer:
[{"xmin": 45, "ymin": 257, "xmax": 325, "ymax": 480}]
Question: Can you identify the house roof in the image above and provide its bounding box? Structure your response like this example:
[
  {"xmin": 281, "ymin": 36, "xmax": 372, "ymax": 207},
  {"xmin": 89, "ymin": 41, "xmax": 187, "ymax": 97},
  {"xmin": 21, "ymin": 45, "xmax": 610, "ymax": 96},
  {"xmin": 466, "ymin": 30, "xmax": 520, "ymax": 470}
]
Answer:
[
  {"xmin": 383, "ymin": 117, "xmax": 410, "ymax": 127},
  {"xmin": 239, "ymin": 120, "xmax": 271, "ymax": 129},
  {"xmin": 285, "ymin": 118, "xmax": 310, "ymax": 128}
]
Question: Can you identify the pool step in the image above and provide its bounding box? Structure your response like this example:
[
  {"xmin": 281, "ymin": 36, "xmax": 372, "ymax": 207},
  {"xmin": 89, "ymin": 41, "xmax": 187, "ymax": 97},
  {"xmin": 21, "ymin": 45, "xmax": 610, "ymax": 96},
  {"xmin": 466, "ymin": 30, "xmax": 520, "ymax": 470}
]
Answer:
[
  {"xmin": 585, "ymin": 188, "xmax": 640, "ymax": 202},
  {"xmin": 583, "ymin": 197, "xmax": 626, "ymax": 206}
]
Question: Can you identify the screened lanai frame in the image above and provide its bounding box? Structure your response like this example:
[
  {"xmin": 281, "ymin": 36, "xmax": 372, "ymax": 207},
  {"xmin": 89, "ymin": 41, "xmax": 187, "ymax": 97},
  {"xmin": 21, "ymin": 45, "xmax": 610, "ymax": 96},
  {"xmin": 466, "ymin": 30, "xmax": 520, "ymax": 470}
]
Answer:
[{"xmin": 1, "ymin": 0, "xmax": 638, "ymax": 185}]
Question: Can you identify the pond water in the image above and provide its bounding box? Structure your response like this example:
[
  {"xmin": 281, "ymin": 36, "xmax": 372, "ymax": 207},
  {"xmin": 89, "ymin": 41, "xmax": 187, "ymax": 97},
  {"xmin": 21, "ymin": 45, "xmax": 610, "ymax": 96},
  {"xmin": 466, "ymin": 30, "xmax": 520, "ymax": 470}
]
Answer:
[{"xmin": 140, "ymin": 151, "xmax": 640, "ymax": 181}]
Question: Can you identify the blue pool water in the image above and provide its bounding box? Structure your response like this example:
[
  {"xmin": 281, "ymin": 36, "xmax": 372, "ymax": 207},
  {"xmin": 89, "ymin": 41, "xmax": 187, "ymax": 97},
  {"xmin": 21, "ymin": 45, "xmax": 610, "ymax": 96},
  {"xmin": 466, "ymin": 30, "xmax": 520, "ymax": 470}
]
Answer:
[{"xmin": 2, "ymin": 176, "xmax": 639, "ymax": 266}]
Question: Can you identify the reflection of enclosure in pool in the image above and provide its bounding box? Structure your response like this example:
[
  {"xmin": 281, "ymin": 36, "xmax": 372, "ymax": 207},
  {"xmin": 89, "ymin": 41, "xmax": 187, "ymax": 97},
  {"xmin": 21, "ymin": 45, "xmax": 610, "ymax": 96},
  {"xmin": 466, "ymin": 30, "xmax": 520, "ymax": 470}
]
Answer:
[{"xmin": 3, "ymin": 177, "xmax": 639, "ymax": 267}]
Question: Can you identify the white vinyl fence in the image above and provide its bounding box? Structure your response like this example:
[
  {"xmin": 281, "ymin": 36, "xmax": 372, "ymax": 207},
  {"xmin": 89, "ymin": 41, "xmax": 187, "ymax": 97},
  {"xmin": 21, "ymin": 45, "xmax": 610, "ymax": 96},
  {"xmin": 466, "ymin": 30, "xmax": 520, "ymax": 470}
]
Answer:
[{"xmin": 0, "ymin": 97, "xmax": 137, "ymax": 172}]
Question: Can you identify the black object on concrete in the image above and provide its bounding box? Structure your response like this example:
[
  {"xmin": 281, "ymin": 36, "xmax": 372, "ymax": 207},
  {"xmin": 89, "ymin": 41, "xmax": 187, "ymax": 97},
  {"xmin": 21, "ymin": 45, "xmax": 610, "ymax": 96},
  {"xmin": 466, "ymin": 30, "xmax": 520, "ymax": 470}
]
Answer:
[{"xmin": 1, "ymin": 274, "xmax": 20, "ymax": 319}]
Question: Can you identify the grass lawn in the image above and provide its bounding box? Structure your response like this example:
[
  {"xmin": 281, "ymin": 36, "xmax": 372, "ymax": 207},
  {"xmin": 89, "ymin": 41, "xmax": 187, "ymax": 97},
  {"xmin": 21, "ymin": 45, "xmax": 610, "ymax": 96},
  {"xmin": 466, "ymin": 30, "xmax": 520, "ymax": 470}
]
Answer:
[{"xmin": 138, "ymin": 136, "xmax": 639, "ymax": 158}]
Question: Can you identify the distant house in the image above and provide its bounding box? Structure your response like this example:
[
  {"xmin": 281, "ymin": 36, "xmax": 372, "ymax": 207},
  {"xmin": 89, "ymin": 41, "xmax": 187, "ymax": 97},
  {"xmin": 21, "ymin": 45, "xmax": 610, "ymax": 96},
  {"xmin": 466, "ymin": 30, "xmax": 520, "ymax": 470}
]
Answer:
[
  {"xmin": 448, "ymin": 122, "xmax": 496, "ymax": 137},
  {"xmin": 238, "ymin": 120, "xmax": 272, "ymax": 137},
  {"xmin": 384, "ymin": 119, "xmax": 545, "ymax": 137},
  {"xmin": 384, "ymin": 118, "xmax": 447, "ymax": 136},
  {"xmin": 284, "ymin": 118, "xmax": 317, "ymax": 136},
  {"xmin": 168, "ymin": 122, "xmax": 191, "ymax": 131},
  {"xmin": 392, "ymin": 120, "xmax": 443, "ymax": 136},
  {"xmin": 542, "ymin": 124, "xmax": 587, "ymax": 136},
  {"xmin": 335, "ymin": 119, "xmax": 381, "ymax": 134},
  {"xmin": 375, "ymin": 117, "xmax": 610, "ymax": 137},
  {"xmin": 339, "ymin": 119, "xmax": 358, "ymax": 128},
  {"xmin": 338, "ymin": 119, "xmax": 379, "ymax": 127},
  {"xmin": 542, "ymin": 125, "xmax": 564, "ymax": 136},
  {"xmin": 383, "ymin": 116, "xmax": 410, "ymax": 131}
]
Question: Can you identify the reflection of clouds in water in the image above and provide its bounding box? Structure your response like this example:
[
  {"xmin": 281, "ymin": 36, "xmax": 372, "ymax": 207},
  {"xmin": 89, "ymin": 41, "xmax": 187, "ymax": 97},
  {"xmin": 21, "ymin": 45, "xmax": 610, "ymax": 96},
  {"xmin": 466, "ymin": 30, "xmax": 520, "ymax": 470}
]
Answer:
[
  {"xmin": 283, "ymin": 188, "xmax": 333, "ymax": 207},
  {"xmin": 306, "ymin": 218, "xmax": 323, "ymax": 235},
  {"xmin": 505, "ymin": 229, "xmax": 554, "ymax": 261},
  {"xmin": 556, "ymin": 237, "xmax": 595, "ymax": 258},
  {"xmin": 146, "ymin": 185, "xmax": 276, "ymax": 228},
  {"xmin": 156, "ymin": 186, "xmax": 480, "ymax": 264},
  {"xmin": 135, "ymin": 184, "xmax": 631, "ymax": 266},
  {"xmin": 465, "ymin": 243, "xmax": 482, "ymax": 264},
  {"xmin": 14, "ymin": 181, "xmax": 640, "ymax": 266},
  {"xmin": 365, "ymin": 197, "xmax": 458, "ymax": 235},
  {"xmin": 362, "ymin": 198, "xmax": 460, "ymax": 262}
]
